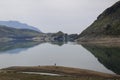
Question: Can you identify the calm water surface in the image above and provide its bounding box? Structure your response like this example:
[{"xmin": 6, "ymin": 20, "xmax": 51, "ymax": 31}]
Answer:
[{"xmin": 0, "ymin": 41, "xmax": 119, "ymax": 74}]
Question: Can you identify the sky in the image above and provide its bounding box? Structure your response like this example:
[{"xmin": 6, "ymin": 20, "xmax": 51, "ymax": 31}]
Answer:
[{"xmin": 0, "ymin": 0, "xmax": 119, "ymax": 34}]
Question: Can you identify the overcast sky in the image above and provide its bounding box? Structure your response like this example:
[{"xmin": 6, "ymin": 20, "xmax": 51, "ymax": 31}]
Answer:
[{"xmin": 0, "ymin": 0, "xmax": 119, "ymax": 34}]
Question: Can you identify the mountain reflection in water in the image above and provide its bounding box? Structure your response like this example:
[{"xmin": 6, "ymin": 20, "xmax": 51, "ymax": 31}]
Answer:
[
  {"xmin": 0, "ymin": 41, "xmax": 119, "ymax": 75},
  {"xmin": 0, "ymin": 41, "xmax": 67, "ymax": 54},
  {"xmin": 0, "ymin": 41, "xmax": 42, "ymax": 53},
  {"xmin": 82, "ymin": 44, "xmax": 120, "ymax": 75}
]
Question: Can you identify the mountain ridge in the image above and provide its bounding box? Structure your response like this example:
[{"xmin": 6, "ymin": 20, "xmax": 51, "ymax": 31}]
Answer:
[
  {"xmin": 0, "ymin": 20, "xmax": 41, "ymax": 32},
  {"xmin": 0, "ymin": 25, "xmax": 41, "ymax": 42},
  {"xmin": 78, "ymin": 1, "xmax": 120, "ymax": 42}
]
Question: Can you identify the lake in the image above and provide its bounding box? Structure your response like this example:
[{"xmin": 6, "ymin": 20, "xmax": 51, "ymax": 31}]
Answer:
[{"xmin": 0, "ymin": 41, "xmax": 120, "ymax": 75}]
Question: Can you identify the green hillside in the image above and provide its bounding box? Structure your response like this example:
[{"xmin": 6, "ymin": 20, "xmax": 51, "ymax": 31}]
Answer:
[
  {"xmin": 0, "ymin": 25, "xmax": 40, "ymax": 38},
  {"xmin": 78, "ymin": 1, "xmax": 120, "ymax": 40}
]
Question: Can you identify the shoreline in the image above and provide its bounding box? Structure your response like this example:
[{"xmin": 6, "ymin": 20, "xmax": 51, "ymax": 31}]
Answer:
[
  {"xmin": 1, "ymin": 66, "xmax": 120, "ymax": 79},
  {"xmin": 77, "ymin": 37, "xmax": 120, "ymax": 47}
]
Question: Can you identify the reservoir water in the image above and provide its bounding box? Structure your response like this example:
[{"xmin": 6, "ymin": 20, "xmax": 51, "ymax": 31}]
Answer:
[{"xmin": 0, "ymin": 41, "xmax": 119, "ymax": 74}]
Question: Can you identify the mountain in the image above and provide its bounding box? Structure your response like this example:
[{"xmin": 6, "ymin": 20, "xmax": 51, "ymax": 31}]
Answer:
[
  {"xmin": 0, "ymin": 25, "xmax": 41, "ymax": 42},
  {"xmin": 0, "ymin": 21, "xmax": 41, "ymax": 32},
  {"xmin": 78, "ymin": 1, "xmax": 120, "ymax": 41},
  {"xmin": 0, "ymin": 25, "xmax": 78, "ymax": 42},
  {"xmin": 46, "ymin": 31, "xmax": 78, "ymax": 42}
]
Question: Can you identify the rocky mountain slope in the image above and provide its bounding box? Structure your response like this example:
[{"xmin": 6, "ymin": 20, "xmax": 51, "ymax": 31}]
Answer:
[{"xmin": 78, "ymin": 1, "xmax": 120, "ymax": 42}]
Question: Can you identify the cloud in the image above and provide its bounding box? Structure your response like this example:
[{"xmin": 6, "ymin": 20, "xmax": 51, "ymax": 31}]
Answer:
[{"xmin": 0, "ymin": 0, "xmax": 119, "ymax": 33}]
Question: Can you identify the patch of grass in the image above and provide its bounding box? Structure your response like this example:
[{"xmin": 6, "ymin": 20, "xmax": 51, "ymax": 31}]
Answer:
[
  {"xmin": 0, "ymin": 72, "xmax": 112, "ymax": 80},
  {"xmin": 2, "ymin": 66, "xmax": 120, "ymax": 80}
]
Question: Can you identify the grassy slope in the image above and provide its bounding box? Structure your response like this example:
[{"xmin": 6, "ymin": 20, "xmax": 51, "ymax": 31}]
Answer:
[
  {"xmin": 78, "ymin": 1, "xmax": 120, "ymax": 41},
  {"xmin": 0, "ymin": 72, "xmax": 106, "ymax": 80},
  {"xmin": 2, "ymin": 66, "xmax": 120, "ymax": 80}
]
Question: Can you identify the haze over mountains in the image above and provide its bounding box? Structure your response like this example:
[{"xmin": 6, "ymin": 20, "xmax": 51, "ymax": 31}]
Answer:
[{"xmin": 0, "ymin": 21, "xmax": 41, "ymax": 32}]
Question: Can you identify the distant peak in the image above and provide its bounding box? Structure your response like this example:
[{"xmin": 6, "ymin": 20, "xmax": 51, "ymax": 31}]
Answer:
[{"xmin": 0, "ymin": 20, "xmax": 42, "ymax": 32}]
